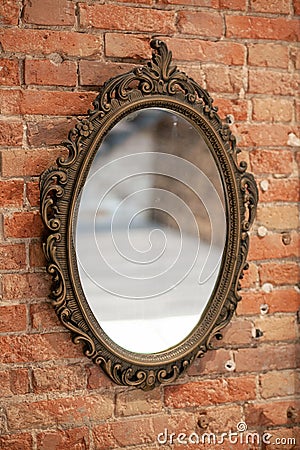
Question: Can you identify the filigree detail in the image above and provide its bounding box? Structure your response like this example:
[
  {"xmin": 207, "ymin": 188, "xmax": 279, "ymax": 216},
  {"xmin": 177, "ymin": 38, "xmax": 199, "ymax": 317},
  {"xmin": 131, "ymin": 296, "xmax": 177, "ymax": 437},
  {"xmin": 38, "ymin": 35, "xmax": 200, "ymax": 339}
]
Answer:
[{"xmin": 40, "ymin": 39, "xmax": 258, "ymax": 390}]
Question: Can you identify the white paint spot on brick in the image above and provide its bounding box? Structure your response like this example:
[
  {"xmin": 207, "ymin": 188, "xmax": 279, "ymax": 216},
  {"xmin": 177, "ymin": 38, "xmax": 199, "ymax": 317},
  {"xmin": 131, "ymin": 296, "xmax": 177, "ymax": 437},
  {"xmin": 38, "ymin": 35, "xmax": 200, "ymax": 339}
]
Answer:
[
  {"xmin": 258, "ymin": 226, "xmax": 268, "ymax": 237},
  {"xmin": 262, "ymin": 283, "xmax": 273, "ymax": 293},
  {"xmin": 260, "ymin": 180, "xmax": 269, "ymax": 192},
  {"xmin": 287, "ymin": 133, "xmax": 300, "ymax": 147}
]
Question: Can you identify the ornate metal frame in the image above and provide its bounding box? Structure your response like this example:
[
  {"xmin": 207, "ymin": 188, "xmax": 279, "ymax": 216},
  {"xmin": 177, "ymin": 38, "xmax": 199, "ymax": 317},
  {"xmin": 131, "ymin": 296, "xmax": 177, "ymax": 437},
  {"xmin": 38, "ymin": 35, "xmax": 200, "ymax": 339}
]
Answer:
[{"xmin": 40, "ymin": 39, "xmax": 258, "ymax": 390}]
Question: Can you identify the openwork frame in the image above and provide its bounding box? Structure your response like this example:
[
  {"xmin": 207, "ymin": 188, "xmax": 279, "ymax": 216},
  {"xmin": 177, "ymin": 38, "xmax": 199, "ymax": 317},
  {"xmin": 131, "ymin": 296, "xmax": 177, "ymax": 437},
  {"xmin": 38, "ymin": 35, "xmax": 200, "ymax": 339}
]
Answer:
[{"xmin": 40, "ymin": 39, "xmax": 258, "ymax": 390}]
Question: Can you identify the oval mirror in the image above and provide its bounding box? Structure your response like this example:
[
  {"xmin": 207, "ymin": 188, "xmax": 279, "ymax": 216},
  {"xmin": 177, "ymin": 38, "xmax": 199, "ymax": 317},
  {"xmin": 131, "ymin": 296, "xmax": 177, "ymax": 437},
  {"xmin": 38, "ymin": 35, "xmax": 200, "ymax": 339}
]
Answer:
[{"xmin": 40, "ymin": 39, "xmax": 258, "ymax": 389}]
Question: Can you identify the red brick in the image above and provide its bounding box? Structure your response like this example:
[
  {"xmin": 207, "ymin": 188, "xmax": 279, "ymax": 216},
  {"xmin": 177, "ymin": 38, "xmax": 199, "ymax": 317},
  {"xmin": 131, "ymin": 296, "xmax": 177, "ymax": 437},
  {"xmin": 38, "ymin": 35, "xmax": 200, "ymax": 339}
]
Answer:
[
  {"xmin": 37, "ymin": 428, "xmax": 90, "ymax": 450},
  {"xmin": 157, "ymin": 0, "xmax": 219, "ymax": 5},
  {"xmin": 0, "ymin": 243, "xmax": 26, "ymax": 270},
  {"xmin": 249, "ymin": 0, "xmax": 290, "ymax": 14},
  {"xmin": 0, "ymin": 0, "xmax": 20, "ymax": 25},
  {"xmin": 252, "ymin": 98, "xmax": 293, "ymax": 122},
  {"xmin": 250, "ymin": 149, "xmax": 293, "ymax": 175},
  {"xmin": 118, "ymin": 0, "xmax": 152, "ymax": 3},
  {"xmin": 0, "ymin": 305, "xmax": 27, "ymax": 332},
  {"xmin": 79, "ymin": 61, "xmax": 134, "ymax": 86},
  {"xmin": 116, "ymin": 388, "xmax": 162, "ymax": 417},
  {"xmin": 248, "ymin": 69, "xmax": 298, "ymax": 95},
  {"xmin": 105, "ymin": 33, "xmax": 151, "ymax": 60},
  {"xmin": 26, "ymin": 181, "xmax": 39, "ymax": 207},
  {"xmin": 214, "ymin": 98, "xmax": 248, "ymax": 121},
  {"xmin": 256, "ymin": 205, "xmax": 298, "ymax": 229},
  {"xmin": 0, "ymin": 89, "xmax": 22, "ymax": 115},
  {"xmin": 80, "ymin": 4, "xmax": 175, "ymax": 33},
  {"xmin": 188, "ymin": 348, "xmax": 231, "ymax": 376},
  {"xmin": 240, "ymin": 262, "xmax": 258, "ymax": 288},
  {"xmin": 259, "ymin": 262, "xmax": 299, "ymax": 286},
  {"xmin": 177, "ymin": 11, "xmax": 223, "ymax": 37},
  {"xmin": 234, "ymin": 344, "xmax": 297, "ymax": 372},
  {"xmin": 219, "ymin": 318, "xmax": 253, "ymax": 345},
  {"xmin": 32, "ymin": 365, "xmax": 87, "ymax": 393},
  {"xmin": 245, "ymin": 400, "xmax": 299, "ymax": 427},
  {"xmin": 27, "ymin": 117, "xmax": 76, "ymax": 147},
  {"xmin": 260, "ymin": 370, "xmax": 298, "ymax": 398},
  {"xmin": 259, "ymin": 179, "xmax": 299, "ymax": 203},
  {"xmin": 236, "ymin": 123, "xmax": 294, "ymax": 147},
  {"xmin": 226, "ymin": 16, "xmax": 300, "ymax": 41},
  {"xmin": 86, "ymin": 364, "xmax": 115, "ymax": 389},
  {"xmin": 219, "ymin": 0, "xmax": 246, "ymax": 8},
  {"xmin": 248, "ymin": 43, "xmax": 289, "ymax": 69},
  {"xmin": 0, "ymin": 120, "xmax": 23, "ymax": 146},
  {"xmin": 196, "ymin": 405, "xmax": 243, "ymax": 434},
  {"xmin": 2, "ymin": 272, "xmax": 50, "ymax": 300},
  {"xmin": 4, "ymin": 211, "xmax": 43, "ymax": 238},
  {"xmin": 0, "ymin": 179, "xmax": 24, "ymax": 207},
  {"xmin": 238, "ymin": 288, "xmax": 300, "ymax": 315},
  {"xmin": 30, "ymin": 302, "xmax": 62, "ymax": 331},
  {"xmin": 0, "ymin": 434, "xmax": 32, "ymax": 450},
  {"xmin": 0, "ymin": 368, "xmax": 29, "ymax": 397},
  {"xmin": 23, "ymin": 0, "xmax": 74, "ymax": 26},
  {"xmin": 248, "ymin": 231, "xmax": 299, "ymax": 261},
  {"xmin": 294, "ymin": 0, "xmax": 300, "ymax": 14},
  {"xmin": 29, "ymin": 240, "xmax": 46, "ymax": 267},
  {"xmin": 203, "ymin": 66, "xmax": 245, "ymax": 93},
  {"xmin": 25, "ymin": 59, "xmax": 77, "ymax": 87},
  {"xmin": 0, "ymin": 28, "xmax": 102, "ymax": 58},
  {"xmin": 270, "ymin": 427, "xmax": 300, "ymax": 449},
  {"xmin": 1, "ymin": 148, "xmax": 66, "ymax": 177},
  {"xmin": 291, "ymin": 45, "xmax": 300, "ymax": 70},
  {"xmin": 6, "ymin": 393, "xmax": 114, "ymax": 430},
  {"xmin": 0, "ymin": 58, "xmax": 20, "ymax": 86},
  {"xmin": 0, "ymin": 332, "xmax": 83, "ymax": 363},
  {"xmin": 164, "ymin": 376, "xmax": 256, "ymax": 408},
  {"xmin": 254, "ymin": 315, "xmax": 297, "ymax": 342}
]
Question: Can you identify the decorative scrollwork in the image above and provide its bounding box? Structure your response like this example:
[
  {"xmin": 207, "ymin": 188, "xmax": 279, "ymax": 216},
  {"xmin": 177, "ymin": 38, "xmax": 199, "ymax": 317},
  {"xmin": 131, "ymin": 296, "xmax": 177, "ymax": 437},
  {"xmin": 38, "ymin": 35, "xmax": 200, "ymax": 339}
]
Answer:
[{"xmin": 40, "ymin": 38, "xmax": 258, "ymax": 390}]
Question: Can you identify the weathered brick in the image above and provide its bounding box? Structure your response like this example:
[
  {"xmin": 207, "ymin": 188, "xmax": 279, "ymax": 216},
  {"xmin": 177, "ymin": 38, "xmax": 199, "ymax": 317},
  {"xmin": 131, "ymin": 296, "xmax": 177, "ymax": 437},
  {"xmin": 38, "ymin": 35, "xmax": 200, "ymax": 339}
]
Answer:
[
  {"xmin": 32, "ymin": 365, "xmax": 87, "ymax": 393},
  {"xmin": 0, "ymin": 305, "xmax": 27, "ymax": 332},
  {"xmin": 0, "ymin": 368, "xmax": 29, "ymax": 397},
  {"xmin": 0, "ymin": 243, "xmax": 26, "ymax": 270},
  {"xmin": 249, "ymin": 231, "xmax": 299, "ymax": 261},
  {"xmin": 0, "ymin": 58, "xmax": 20, "ymax": 86},
  {"xmin": 164, "ymin": 376, "xmax": 256, "ymax": 408},
  {"xmin": 249, "ymin": 0, "xmax": 290, "ymax": 14},
  {"xmin": 252, "ymin": 98, "xmax": 293, "ymax": 122},
  {"xmin": 23, "ymin": 0, "xmax": 74, "ymax": 26},
  {"xmin": 236, "ymin": 123, "xmax": 295, "ymax": 147},
  {"xmin": 116, "ymin": 388, "xmax": 162, "ymax": 417},
  {"xmin": 2, "ymin": 272, "xmax": 50, "ymax": 300},
  {"xmin": 219, "ymin": 318, "xmax": 253, "ymax": 345},
  {"xmin": 25, "ymin": 59, "xmax": 77, "ymax": 87},
  {"xmin": 254, "ymin": 315, "xmax": 297, "ymax": 342},
  {"xmin": 226, "ymin": 16, "xmax": 300, "ymax": 41},
  {"xmin": 188, "ymin": 348, "xmax": 231, "ymax": 376},
  {"xmin": 30, "ymin": 302, "xmax": 62, "ymax": 331},
  {"xmin": 260, "ymin": 370, "xmax": 298, "ymax": 399},
  {"xmin": 260, "ymin": 177, "xmax": 299, "ymax": 203},
  {"xmin": 6, "ymin": 394, "xmax": 114, "ymax": 430},
  {"xmin": 26, "ymin": 181, "xmax": 39, "ymax": 207},
  {"xmin": 157, "ymin": 0, "xmax": 219, "ymax": 5},
  {"xmin": 204, "ymin": 65, "xmax": 244, "ymax": 93},
  {"xmin": 80, "ymin": 3, "xmax": 175, "ymax": 33},
  {"xmin": 240, "ymin": 262, "xmax": 258, "ymax": 288},
  {"xmin": 37, "ymin": 428, "xmax": 90, "ymax": 450},
  {"xmin": 214, "ymin": 97, "xmax": 248, "ymax": 121},
  {"xmin": 86, "ymin": 364, "xmax": 115, "ymax": 389},
  {"xmin": 1, "ymin": 148, "xmax": 66, "ymax": 177},
  {"xmin": 270, "ymin": 427, "xmax": 300, "ymax": 450},
  {"xmin": 294, "ymin": 0, "xmax": 300, "ymax": 14},
  {"xmin": 250, "ymin": 149, "xmax": 294, "ymax": 175},
  {"xmin": 220, "ymin": 0, "xmax": 246, "ymax": 8},
  {"xmin": 4, "ymin": 211, "xmax": 43, "ymax": 238},
  {"xmin": 0, "ymin": 332, "xmax": 82, "ymax": 364},
  {"xmin": 238, "ymin": 288, "xmax": 300, "ymax": 315},
  {"xmin": 177, "ymin": 11, "xmax": 223, "ymax": 37},
  {"xmin": 27, "ymin": 118, "xmax": 76, "ymax": 147},
  {"xmin": 0, "ymin": 0, "xmax": 20, "ymax": 25},
  {"xmin": 256, "ymin": 205, "xmax": 299, "ymax": 230},
  {"xmin": 80, "ymin": 61, "xmax": 134, "ymax": 86},
  {"xmin": 248, "ymin": 69, "xmax": 298, "ymax": 95},
  {"xmin": 29, "ymin": 240, "xmax": 46, "ymax": 267},
  {"xmin": 245, "ymin": 400, "xmax": 299, "ymax": 427},
  {"xmin": 248, "ymin": 43, "xmax": 289, "ymax": 69},
  {"xmin": 259, "ymin": 262, "xmax": 299, "ymax": 286},
  {"xmin": 0, "ymin": 120, "xmax": 23, "ymax": 146},
  {"xmin": 0, "ymin": 28, "xmax": 102, "ymax": 57},
  {"xmin": 0, "ymin": 434, "xmax": 32, "ymax": 450},
  {"xmin": 195, "ymin": 404, "xmax": 243, "ymax": 434},
  {"xmin": 0, "ymin": 179, "xmax": 24, "ymax": 207},
  {"xmin": 234, "ymin": 344, "xmax": 296, "ymax": 372}
]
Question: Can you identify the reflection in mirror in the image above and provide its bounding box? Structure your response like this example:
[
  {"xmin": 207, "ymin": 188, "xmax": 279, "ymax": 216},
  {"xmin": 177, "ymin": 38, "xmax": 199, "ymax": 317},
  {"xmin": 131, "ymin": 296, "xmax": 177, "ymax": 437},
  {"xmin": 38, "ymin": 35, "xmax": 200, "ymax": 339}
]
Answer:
[{"xmin": 75, "ymin": 108, "xmax": 226, "ymax": 353}]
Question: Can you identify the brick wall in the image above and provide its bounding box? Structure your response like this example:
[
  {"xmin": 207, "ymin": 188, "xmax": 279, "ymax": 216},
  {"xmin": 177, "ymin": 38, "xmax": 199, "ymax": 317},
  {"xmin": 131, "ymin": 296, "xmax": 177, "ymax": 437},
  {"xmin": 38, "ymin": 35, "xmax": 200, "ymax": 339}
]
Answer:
[{"xmin": 0, "ymin": 0, "xmax": 299, "ymax": 449}]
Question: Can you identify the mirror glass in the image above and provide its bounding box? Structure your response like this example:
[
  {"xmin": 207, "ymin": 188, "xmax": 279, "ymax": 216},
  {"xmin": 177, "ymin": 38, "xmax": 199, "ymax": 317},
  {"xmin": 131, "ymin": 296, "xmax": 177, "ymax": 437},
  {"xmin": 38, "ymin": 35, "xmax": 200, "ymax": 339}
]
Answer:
[{"xmin": 74, "ymin": 108, "xmax": 226, "ymax": 354}]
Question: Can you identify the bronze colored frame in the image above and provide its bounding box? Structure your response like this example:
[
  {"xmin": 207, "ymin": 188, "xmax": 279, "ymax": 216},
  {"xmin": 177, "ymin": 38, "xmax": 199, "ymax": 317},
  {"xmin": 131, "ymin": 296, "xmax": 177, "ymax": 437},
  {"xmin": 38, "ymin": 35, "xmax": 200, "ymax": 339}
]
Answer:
[{"xmin": 40, "ymin": 39, "xmax": 258, "ymax": 390}]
